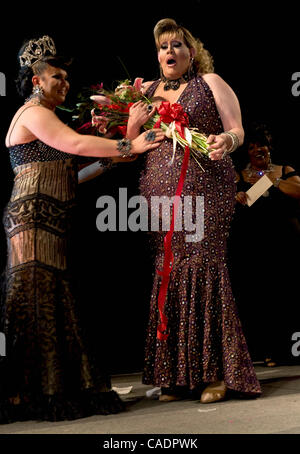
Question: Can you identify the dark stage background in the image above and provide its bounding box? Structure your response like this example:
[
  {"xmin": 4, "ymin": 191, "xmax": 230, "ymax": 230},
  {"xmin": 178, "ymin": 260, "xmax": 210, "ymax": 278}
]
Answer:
[{"xmin": 1, "ymin": 2, "xmax": 300, "ymax": 374}]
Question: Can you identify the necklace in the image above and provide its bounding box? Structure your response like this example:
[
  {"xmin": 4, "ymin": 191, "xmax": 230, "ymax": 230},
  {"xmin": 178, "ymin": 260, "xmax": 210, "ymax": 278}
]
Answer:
[
  {"xmin": 245, "ymin": 162, "xmax": 274, "ymax": 178},
  {"xmin": 24, "ymin": 94, "xmax": 42, "ymax": 106},
  {"xmin": 245, "ymin": 163, "xmax": 274, "ymax": 197},
  {"xmin": 161, "ymin": 71, "xmax": 192, "ymax": 91},
  {"xmin": 24, "ymin": 95, "xmax": 54, "ymax": 111}
]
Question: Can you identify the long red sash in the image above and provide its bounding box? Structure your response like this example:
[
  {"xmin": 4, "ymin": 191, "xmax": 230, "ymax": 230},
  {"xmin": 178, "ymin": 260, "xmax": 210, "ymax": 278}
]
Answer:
[{"xmin": 156, "ymin": 120, "xmax": 190, "ymax": 340}]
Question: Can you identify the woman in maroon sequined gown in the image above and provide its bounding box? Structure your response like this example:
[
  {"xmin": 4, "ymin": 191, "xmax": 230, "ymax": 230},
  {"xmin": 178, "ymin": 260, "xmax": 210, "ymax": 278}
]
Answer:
[{"xmin": 128, "ymin": 19, "xmax": 261, "ymax": 402}]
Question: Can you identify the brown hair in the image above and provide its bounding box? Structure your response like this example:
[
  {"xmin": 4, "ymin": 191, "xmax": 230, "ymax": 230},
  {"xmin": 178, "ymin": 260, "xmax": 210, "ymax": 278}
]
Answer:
[{"xmin": 154, "ymin": 18, "xmax": 214, "ymax": 75}]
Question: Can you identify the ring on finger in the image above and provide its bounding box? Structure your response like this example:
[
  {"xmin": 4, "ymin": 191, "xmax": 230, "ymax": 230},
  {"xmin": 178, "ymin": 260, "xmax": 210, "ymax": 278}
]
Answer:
[
  {"xmin": 147, "ymin": 104, "xmax": 153, "ymax": 113},
  {"xmin": 146, "ymin": 131, "xmax": 156, "ymax": 142}
]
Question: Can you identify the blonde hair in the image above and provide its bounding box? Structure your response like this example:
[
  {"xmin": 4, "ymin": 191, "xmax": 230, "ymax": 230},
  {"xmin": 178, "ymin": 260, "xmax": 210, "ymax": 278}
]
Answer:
[{"xmin": 153, "ymin": 18, "xmax": 214, "ymax": 75}]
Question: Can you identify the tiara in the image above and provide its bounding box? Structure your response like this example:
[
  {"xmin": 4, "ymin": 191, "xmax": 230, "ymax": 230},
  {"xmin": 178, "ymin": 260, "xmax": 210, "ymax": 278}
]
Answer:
[{"xmin": 19, "ymin": 35, "xmax": 56, "ymax": 68}]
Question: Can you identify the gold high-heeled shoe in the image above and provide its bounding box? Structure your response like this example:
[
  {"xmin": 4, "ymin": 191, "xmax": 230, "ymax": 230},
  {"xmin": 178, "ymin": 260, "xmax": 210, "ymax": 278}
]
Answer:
[
  {"xmin": 159, "ymin": 394, "xmax": 183, "ymax": 402},
  {"xmin": 159, "ymin": 386, "xmax": 187, "ymax": 402},
  {"xmin": 200, "ymin": 380, "xmax": 227, "ymax": 404},
  {"xmin": 264, "ymin": 357, "xmax": 277, "ymax": 367}
]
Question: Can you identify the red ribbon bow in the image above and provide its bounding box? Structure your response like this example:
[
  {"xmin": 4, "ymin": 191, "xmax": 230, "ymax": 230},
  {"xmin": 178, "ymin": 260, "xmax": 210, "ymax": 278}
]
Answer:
[
  {"xmin": 154, "ymin": 102, "xmax": 189, "ymax": 135},
  {"xmin": 155, "ymin": 102, "xmax": 190, "ymax": 341}
]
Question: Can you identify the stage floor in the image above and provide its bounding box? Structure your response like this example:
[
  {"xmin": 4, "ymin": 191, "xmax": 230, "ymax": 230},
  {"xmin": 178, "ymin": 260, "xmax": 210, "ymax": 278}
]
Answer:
[{"xmin": 1, "ymin": 364, "xmax": 300, "ymax": 435}]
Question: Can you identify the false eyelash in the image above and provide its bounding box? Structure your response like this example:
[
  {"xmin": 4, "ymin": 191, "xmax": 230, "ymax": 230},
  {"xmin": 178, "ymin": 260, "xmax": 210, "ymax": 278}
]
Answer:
[{"xmin": 161, "ymin": 41, "xmax": 182, "ymax": 50}]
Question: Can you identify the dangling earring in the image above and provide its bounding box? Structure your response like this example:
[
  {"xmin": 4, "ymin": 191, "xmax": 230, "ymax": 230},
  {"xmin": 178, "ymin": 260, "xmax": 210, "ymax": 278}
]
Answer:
[
  {"xmin": 188, "ymin": 57, "xmax": 195, "ymax": 79},
  {"xmin": 25, "ymin": 85, "xmax": 44, "ymax": 105},
  {"xmin": 32, "ymin": 85, "xmax": 44, "ymax": 97},
  {"xmin": 267, "ymin": 151, "xmax": 274, "ymax": 171}
]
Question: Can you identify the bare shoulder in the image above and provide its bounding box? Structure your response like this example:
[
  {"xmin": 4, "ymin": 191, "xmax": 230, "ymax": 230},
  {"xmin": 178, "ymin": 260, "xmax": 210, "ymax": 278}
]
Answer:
[
  {"xmin": 16, "ymin": 104, "xmax": 57, "ymax": 130},
  {"xmin": 202, "ymin": 73, "xmax": 223, "ymax": 82},
  {"xmin": 23, "ymin": 104, "xmax": 56, "ymax": 118},
  {"xmin": 284, "ymin": 165, "xmax": 296, "ymax": 173},
  {"xmin": 6, "ymin": 105, "xmax": 42, "ymax": 146},
  {"xmin": 5, "ymin": 104, "xmax": 58, "ymax": 147},
  {"xmin": 11, "ymin": 104, "xmax": 56, "ymax": 124},
  {"xmin": 202, "ymin": 73, "xmax": 231, "ymax": 90},
  {"xmin": 202, "ymin": 73, "xmax": 239, "ymax": 106}
]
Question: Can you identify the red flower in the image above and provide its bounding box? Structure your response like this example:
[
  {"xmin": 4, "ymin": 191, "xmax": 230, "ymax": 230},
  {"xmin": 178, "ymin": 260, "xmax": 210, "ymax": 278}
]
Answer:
[
  {"xmin": 122, "ymin": 102, "xmax": 134, "ymax": 113},
  {"xmin": 77, "ymin": 121, "xmax": 93, "ymax": 131},
  {"xmin": 117, "ymin": 125, "xmax": 127, "ymax": 136},
  {"xmin": 108, "ymin": 104, "xmax": 123, "ymax": 111}
]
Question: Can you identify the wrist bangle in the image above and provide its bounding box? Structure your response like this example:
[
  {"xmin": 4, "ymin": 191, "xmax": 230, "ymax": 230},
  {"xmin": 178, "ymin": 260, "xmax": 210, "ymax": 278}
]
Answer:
[
  {"xmin": 117, "ymin": 138, "xmax": 133, "ymax": 158},
  {"xmin": 224, "ymin": 131, "xmax": 240, "ymax": 153},
  {"xmin": 273, "ymin": 177, "xmax": 282, "ymax": 188}
]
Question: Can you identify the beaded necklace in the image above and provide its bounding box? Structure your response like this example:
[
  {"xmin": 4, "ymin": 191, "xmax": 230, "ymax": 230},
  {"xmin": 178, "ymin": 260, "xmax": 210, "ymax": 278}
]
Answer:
[{"xmin": 245, "ymin": 162, "xmax": 274, "ymax": 178}]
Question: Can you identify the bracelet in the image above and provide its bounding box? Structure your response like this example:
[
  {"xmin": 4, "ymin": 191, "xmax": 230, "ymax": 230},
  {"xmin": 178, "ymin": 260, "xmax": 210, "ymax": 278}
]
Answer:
[
  {"xmin": 273, "ymin": 177, "xmax": 282, "ymax": 188},
  {"xmin": 223, "ymin": 131, "xmax": 240, "ymax": 153},
  {"xmin": 117, "ymin": 138, "xmax": 133, "ymax": 158},
  {"xmin": 98, "ymin": 158, "xmax": 115, "ymax": 170}
]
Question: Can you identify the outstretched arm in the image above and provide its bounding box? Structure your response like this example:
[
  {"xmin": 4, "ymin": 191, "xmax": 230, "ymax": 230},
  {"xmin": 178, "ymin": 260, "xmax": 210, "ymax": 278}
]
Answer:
[{"xmin": 20, "ymin": 106, "xmax": 164, "ymax": 158}]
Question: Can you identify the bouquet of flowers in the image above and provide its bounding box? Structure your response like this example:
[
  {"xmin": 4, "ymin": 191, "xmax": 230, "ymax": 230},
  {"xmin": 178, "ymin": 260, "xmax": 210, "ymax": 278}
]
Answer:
[{"xmin": 66, "ymin": 78, "xmax": 211, "ymax": 168}]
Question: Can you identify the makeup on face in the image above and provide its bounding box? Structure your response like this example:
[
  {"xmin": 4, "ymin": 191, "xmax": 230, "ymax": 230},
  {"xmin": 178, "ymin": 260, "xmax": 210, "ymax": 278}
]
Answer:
[
  {"xmin": 158, "ymin": 36, "xmax": 192, "ymax": 79},
  {"xmin": 40, "ymin": 66, "xmax": 70, "ymax": 105}
]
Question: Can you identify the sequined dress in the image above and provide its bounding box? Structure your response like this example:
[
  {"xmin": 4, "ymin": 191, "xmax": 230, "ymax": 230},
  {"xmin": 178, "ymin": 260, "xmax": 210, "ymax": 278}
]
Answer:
[
  {"xmin": 0, "ymin": 139, "xmax": 123, "ymax": 423},
  {"xmin": 139, "ymin": 76, "xmax": 261, "ymax": 396}
]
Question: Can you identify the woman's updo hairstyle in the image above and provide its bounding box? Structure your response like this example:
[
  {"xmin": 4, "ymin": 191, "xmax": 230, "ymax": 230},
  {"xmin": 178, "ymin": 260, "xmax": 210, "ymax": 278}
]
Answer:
[
  {"xmin": 153, "ymin": 18, "xmax": 214, "ymax": 75},
  {"xmin": 15, "ymin": 38, "xmax": 72, "ymax": 99},
  {"xmin": 245, "ymin": 122, "xmax": 274, "ymax": 153}
]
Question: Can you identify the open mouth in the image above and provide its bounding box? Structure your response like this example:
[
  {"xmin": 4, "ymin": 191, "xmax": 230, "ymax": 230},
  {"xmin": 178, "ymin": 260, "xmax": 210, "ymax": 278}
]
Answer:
[{"xmin": 167, "ymin": 58, "xmax": 176, "ymax": 66}]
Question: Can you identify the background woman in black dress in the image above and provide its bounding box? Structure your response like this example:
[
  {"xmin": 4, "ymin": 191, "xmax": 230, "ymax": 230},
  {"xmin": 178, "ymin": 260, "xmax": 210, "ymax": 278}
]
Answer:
[{"xmin": 229, "ymin": 123, "xmax": 300, "ymax": 367}]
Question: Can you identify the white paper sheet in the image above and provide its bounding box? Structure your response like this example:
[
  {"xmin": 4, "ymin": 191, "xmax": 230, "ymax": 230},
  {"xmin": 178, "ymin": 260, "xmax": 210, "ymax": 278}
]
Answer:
[{"xmin": 246, "ymin": 175, "xmax": 273, "ymax": 207}]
